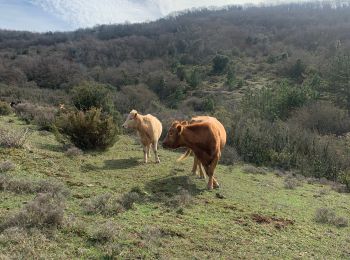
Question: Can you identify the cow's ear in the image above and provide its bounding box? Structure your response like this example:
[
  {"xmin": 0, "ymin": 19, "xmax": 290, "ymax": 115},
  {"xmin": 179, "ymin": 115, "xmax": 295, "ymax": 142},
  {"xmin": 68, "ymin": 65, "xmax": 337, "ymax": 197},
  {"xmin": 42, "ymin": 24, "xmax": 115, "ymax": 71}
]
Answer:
[
  {"xmin": 133, "ymin": 112, "xmax": 138, "ymax": 119},
  {"xmin": 176, "ymin": 124, "xmax": 183, "ymax": 135}
]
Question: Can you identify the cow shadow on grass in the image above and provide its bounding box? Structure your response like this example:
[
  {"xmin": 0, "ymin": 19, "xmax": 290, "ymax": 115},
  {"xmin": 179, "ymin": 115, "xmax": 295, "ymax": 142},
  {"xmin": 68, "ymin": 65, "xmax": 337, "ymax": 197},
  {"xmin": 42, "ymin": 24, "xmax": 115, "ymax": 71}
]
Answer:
[
  {"xmin": 144, "ymin": 174, "xmax": 205, "ymax": 207},
  {"xmin": 81, "ymin": 157, "xmax": 139, "ymax": 172}
]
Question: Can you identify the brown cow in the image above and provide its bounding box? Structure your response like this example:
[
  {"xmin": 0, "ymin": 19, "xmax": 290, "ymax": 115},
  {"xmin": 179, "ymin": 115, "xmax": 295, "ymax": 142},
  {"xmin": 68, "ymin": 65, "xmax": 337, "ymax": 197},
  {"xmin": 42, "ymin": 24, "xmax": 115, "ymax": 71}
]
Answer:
[
  {"xmin": 122, "ymin": 109, "xmax": 162, "ymax": 163},
  {"xmin": 178, "ymin": 116, "xmax": 226, "ymax": 180},
  {"xmin": 163, "ymin": 117, "xmax": 226, "ymax": 190}
]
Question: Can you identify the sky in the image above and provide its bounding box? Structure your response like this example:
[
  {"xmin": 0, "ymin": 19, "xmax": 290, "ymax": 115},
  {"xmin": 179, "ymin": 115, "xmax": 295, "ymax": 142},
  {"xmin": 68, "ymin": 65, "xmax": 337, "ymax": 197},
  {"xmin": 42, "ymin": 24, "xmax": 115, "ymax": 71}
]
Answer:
[{"xmin": 0, "ymin": 0, "xmax": 318, "ymax": 32}]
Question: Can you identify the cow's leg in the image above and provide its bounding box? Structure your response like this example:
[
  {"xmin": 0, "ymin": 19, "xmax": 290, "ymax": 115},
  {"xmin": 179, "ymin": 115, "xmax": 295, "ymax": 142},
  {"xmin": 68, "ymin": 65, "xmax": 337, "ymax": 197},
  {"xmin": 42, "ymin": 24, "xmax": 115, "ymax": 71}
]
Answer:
[
  {"xmin": 143, "ymin": 146, "xmax": 148, "ymax": 163},
  {"xmin": 198, "ymin": 162, "xmax": 206, "ymax": 179},
  {"xmin": 147, "ymin": 144, "xmax": 151, "ymax": 158},
  {"xmin": 192, "ymin": 156, "xmax": 198, "ymax": 176},
  {"xmin": 153, "ymin": 142, "xmax": 160, "ymax": 163},
  {"xmin": 205, "ymin": 156, "xmax": 219, "ymax": 190}
]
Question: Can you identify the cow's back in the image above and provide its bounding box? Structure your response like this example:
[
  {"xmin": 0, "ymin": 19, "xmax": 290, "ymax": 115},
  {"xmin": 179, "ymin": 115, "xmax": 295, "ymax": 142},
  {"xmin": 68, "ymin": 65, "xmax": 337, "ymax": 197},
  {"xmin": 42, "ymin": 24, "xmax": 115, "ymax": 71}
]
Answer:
[
  {"xmin": 143, "ymin": 114, "xmax": 163, "ymax": 141},
  {"xmin": 191, "ymin": 116, "xmax": 226, "ymax": 150}
]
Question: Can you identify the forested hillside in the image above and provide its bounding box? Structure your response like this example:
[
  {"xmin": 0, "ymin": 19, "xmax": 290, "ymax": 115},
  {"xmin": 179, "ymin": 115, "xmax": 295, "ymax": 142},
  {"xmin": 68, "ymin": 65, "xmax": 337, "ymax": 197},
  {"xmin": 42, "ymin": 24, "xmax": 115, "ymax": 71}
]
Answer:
[{"xmin": 1, "ymin": 1, "xmax": 350, "ymax": 185}]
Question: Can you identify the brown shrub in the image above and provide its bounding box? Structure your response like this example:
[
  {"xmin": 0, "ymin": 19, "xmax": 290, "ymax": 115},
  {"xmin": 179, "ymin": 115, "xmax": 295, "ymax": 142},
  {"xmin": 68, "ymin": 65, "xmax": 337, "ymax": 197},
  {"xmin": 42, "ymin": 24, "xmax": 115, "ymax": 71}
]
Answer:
[
  {"xmin": 1, "ymin": 193, "xmax": 65, "ymax": 230},
  {"xmin": 0, "ymin": 101, "xmax": 12, "ymax": 115},
  {"xmin": 0, "ymin": 160, "xmax": 15, "ymax": 172},
  {"xmin": 0, "ymin": 128, "xmax": 31, "ymax": 148}
]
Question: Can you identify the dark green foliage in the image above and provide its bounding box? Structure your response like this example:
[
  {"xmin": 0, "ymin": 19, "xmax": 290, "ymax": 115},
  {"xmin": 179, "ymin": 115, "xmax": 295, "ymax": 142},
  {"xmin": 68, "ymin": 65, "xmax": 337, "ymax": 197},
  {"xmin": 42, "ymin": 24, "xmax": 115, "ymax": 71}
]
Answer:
[
  {"xmin": 212, "ymin": 55, "xmax": 229, "ymax": 74},
  {"xmin": 327, "ymin": 52, "xmax": 350, "ymax": 110},
  {"xmin": 226, "ymin": 65, "xmax": 236, "ymax": 90},
  {"xmin": 55, "ymin": 108, "xmax": 119, "ymax": 151},
  {"xmin": 186, "ymin": 67, "xmax": 202, "ymax": 89},
  {"xmin": 288, "ymin": 59, "xmax": 306, "ymax": 82},
  {"xmin": 0, "ymin": 101, "xmax": 12, "ymax": 115},
  {"xmin": 71, "ymin": 81, "xmax": 114, "ymax": 112},
  {"xmin": 242, "ymin": 82, "xmax": 319, "ymax": 121}
]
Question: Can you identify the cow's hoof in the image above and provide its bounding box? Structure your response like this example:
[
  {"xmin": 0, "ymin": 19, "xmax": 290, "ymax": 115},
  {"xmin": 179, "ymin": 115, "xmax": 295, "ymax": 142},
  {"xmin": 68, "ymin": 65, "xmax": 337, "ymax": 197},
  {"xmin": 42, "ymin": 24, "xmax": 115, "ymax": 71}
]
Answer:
[
  {"xmin": 213, "ymin": 184, "xmax": 220, "ymax": 189},
  {"xmin": 155, "ymin": 160, "xmax": 160, "ymax": 164},
  {"xmin": 207, "ymin": 185, "xmax": 214, "ymax": 190}
]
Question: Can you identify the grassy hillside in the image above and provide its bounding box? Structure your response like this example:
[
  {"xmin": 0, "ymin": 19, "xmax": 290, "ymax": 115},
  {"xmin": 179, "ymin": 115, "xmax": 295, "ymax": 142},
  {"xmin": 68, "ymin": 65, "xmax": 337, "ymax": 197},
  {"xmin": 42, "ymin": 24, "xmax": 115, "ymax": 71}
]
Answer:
[{"xmin": 0, "ymin": 115, "xmax": 349, "ymax": 259}]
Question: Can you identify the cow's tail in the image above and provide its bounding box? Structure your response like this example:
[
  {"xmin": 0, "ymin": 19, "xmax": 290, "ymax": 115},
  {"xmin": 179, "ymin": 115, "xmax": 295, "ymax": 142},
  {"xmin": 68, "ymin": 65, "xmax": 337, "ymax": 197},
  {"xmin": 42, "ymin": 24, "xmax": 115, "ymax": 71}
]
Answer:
[{"xmin": 177, "ymin": 149, "xmax": 192, "ymax": 162}]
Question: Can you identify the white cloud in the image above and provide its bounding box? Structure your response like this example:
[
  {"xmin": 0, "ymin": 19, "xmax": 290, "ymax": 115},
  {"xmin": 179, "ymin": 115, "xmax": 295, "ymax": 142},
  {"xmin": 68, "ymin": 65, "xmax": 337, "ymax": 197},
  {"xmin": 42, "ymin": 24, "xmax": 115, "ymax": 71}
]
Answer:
[{"xmin": 30, "ymin": 0, "xmax": 318, "ymax": 30}]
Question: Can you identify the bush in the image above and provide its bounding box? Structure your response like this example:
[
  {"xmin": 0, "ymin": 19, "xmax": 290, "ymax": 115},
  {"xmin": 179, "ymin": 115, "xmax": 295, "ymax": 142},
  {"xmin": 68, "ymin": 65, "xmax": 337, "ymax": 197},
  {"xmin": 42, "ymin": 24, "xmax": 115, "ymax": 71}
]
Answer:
[
  {"xmin": 314, "ymin": 208, "xmax": 336, "ymax": 224},
  {"xmin": 0, "ymin": 128, "xmax": 31, "ymax": 148},
  {"xmin": 314, "ymin": 208, "xmax": 348, "ymax": 227},
  {"xmin": 166, "ymin": 189, "xmax": 193, "ymax": 208},
  {"xmin": 0, "ymin": 101, "xmax": 12, "ymax": 115},
  {"xmin": 54, "ymin": 108, "xmax": 119, "ymax": 151},
  {"xmin": 242, "ymin": 81, "xmax": 319, "ymax": 121},
  {"xmin": 0, "ymin": 161, "xmax": 15, "ymax": 172},
  {"xmin": 71, "ymin": 81, "xmax": 114, "ymax": 112},
  {"xmin": 65, "ymin": 147, "xmax": 83, "ymax": 157},
  {"xmin": 89, "ymin": 221, "xmax": 119, "ymax": 244},
  {"xmin": 288, "ymin": 101, "xmax": 350, "ymax": 135},
  {"xmin": 212, "ymin": 55, "xmax": 229, "ymax": 74},
  {"xmin": 82, "ymin": 193, "xmax": 124, "ymax": 216},
  {"xmin": 284, "ymin": 177, "xmax": 301, "ymax": 189},
  {"xmin": 241, "ymin": 165, "xmax": 267, "ymax": 175},
  {"xmin": 1, "ymin": 193, "xmax": 65, "ymax": 231},
  {"xmin": 13, "ymin": 102, "xmax": 56, "ymax": 130}
]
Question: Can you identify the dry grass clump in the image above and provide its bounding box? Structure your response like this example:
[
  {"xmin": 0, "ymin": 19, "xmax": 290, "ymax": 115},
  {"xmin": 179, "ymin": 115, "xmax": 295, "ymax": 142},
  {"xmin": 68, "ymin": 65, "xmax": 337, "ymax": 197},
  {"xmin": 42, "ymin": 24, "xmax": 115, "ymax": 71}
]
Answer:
[
  {"xmin": 89, "ymin": 221, "xmax": 120, "ymax": 244},
  {"xmin": 0, "ymin": 175, "xmax": 69, "ymax": 197},
  {"xmin": 241, "ymin": 165, "xmax": 267, "ymax": 175},
  {"xmin": 82, "ymin": 193, "xmax": 124, "ymax": 216},
  {"xmin": 1, "ymin": 193, "xmax": 65, "ymax": 231},
  {"xmin": 284, "ymin": 176, "xmax": 302, "ymax": 189},
  {"xmin": 0, "ymin": 127, "xmax": 31, "ymax": 148},
  {"xmin": 65, "ymin": 146, "xmax": 83, "ymax": 157},
  {"xmin": 314, "ymin": 208, "xmax": 348, "ymax": 227},
  {"xmin": 0, "ymin": 160, "xmax": 15, "ymax": 172},
  {"xmin": 166, "ymin": 189, "xmax": 193, "ymax": 208},
  {"xmin": 83, "ymin": 189, "xmax": 146, "ymax": 216}
]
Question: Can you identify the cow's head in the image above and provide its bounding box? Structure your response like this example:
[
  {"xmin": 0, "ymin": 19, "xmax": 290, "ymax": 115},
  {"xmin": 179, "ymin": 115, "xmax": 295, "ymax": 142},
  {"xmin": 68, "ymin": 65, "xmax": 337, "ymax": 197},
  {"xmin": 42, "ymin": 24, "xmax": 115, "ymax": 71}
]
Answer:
[
  {"xmin": 122, "ymin": 109, "xmax": 138, "ymax": 129},
  {"xmin": 162, "ymin": 120, "xmax": 186, "ymax": 149}
]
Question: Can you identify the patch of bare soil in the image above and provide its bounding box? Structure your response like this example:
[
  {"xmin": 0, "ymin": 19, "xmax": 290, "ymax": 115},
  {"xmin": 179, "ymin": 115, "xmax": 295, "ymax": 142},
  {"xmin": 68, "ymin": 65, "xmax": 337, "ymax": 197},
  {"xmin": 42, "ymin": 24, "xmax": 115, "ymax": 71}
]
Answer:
[{"xmin": 252, "ymin": 214, "xmax": 295, "ymax": 229}]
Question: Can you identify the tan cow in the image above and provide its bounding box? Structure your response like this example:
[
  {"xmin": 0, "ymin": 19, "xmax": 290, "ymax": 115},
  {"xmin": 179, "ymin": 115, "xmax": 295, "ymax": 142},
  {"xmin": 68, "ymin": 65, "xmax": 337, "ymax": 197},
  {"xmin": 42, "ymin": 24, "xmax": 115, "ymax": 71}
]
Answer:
[
  {"xmin": 122, "ymin": 109, "xmax": 162, "ymax": 163},
  {"xmin": 163, "ymin": 117, "xmax": 226, "ymax": 190}
]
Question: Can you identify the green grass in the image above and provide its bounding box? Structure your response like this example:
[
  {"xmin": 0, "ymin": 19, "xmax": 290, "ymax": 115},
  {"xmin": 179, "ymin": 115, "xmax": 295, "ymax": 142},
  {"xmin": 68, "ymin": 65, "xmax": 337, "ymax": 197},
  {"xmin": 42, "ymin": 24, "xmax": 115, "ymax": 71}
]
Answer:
[{"xmin": 0, "ymin": 115, "xmax": 350, "ymax": 259}]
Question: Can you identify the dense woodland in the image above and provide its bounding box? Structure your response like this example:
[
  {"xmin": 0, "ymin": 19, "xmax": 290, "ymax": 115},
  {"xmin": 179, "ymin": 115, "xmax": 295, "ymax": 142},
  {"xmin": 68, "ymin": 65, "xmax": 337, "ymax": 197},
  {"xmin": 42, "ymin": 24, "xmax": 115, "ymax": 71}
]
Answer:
[{"xmin": 1, "ymin": 1, "xmax": 350, "ymax": 187}]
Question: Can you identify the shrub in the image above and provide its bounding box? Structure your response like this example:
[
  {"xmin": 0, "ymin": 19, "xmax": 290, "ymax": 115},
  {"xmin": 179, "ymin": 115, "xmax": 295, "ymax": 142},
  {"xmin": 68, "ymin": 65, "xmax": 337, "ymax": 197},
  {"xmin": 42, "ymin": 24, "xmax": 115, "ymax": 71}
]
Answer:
[
  {"xmin": 71, "ymin": 81, "xmax": 114, "ymax": 112},
  {"xmin": 13, "ymin": 102, "xmax": 56, "ymax": 130},
  {"xmin": 89, "ymin": 222, "xmax": 119, "ymax": 244},
  {"xmin": 332, "ymin": 217, "xmax": 348, "ymax": 227},
  {"xmin": 0, "ymin": 128, "xmax": 31, "ymax": 148},
  {"xmin": 221, "ymin": 146, "xmax": 240, "ymax": 165},
  {"xmin": 212, "ymin": 55, "xmax": 229, "ymax": 74},
  {"xmin": 241, "ymin": 165, "xmax": 267, "ymax": 175},
  {"xmin": 0, "ymin": 101, "xmax": 12, "ymax": 115},
  {"xmin": 65, "ymin": 147, "xmax": 83, "ymax": 157},
  {"xmin": 54, "ymin": 108, "xmax": 119, "ymax": 150},
  {"xmin": 0, "ymin": 161, "xmax": 15, "ymax": 172},
  {"xmin": 284, "ymin": 177, "xmax": 301, "ymax": 189},
  {"xmin": 288, "ymin": 101, "xmax": 350, "ymax": 135},
  {"xmin": 82, "ymin": 193, "xmax": 124, "ymax": 216},
  {"xmin": 314, "ymin": 208, "xmax": 348, "ymax": 227},
  {"xmin": 166, "ymin": 189, "xmax": 193, "ymax": 208},
  {"xmin": 242, "ymin": 81, "xmax": 319, "ymax": 121},
  {"xmin": 1, "ymin": 193, "xmax": 65, "ymax": 230},
  {"xmin": 119, "ymin": 192, "xmax": 141, "ymax": 210}
]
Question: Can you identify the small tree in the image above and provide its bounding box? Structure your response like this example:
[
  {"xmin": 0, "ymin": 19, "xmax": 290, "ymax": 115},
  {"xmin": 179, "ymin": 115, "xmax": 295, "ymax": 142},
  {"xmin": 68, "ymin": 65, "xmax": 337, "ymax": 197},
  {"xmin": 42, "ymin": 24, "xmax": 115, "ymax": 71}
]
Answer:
[
  {"xmin": 71, "ymin": 81, "xmax": 114, "ymax": 113},
  {"xmin": 212, "ymin": 55, "xmax": 229, "ymax": 74},
  {"xmin": 55, "ymin": 108, "xmax": 119, "ymax": 150}
]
